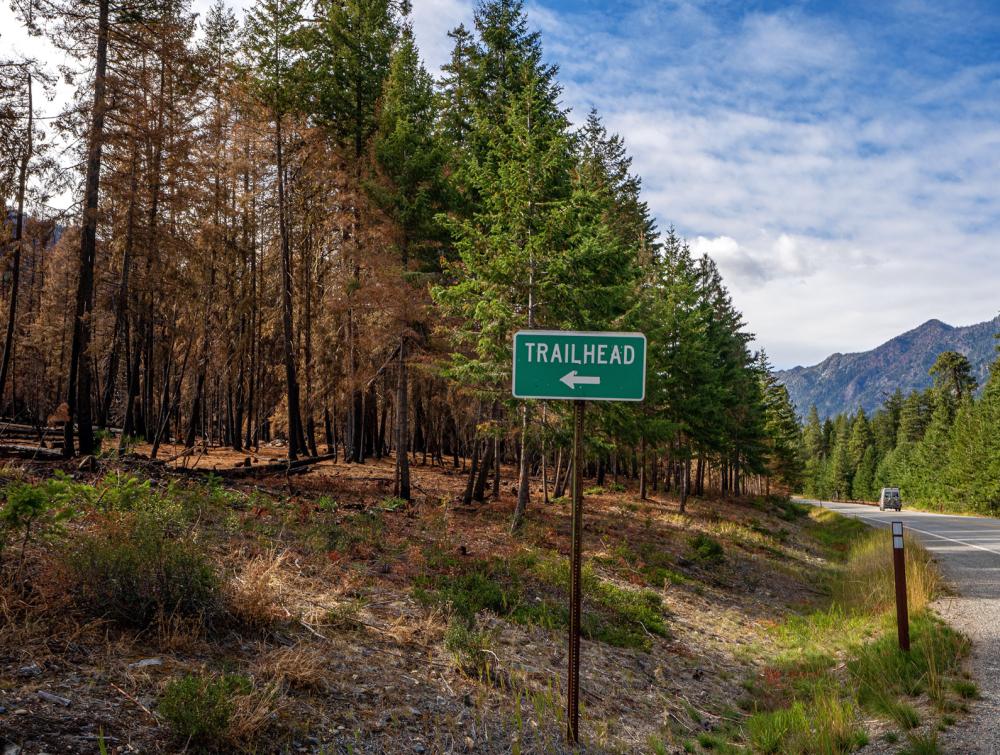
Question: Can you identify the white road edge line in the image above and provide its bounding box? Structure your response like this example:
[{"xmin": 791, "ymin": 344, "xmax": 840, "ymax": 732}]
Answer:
[{"xmin": 846, "ymin": 512, "xmax": 1000, "ymax": 559}]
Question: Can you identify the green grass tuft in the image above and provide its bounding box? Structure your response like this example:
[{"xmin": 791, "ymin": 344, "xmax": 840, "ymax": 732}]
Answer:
[
  {"xmin": 159, "ymin": 673, "xmax": 252, "ymax": 745},
  {"xmin": 415, "ymin": 550, "xmax": 668, "ymax": 650},
  {"xmin": 746, "ymin": 690, "xmax": 868, "ymax": 754},
  {"xmin": 900, "ymin": 730, "xmax": 940, "ymax": 755}
]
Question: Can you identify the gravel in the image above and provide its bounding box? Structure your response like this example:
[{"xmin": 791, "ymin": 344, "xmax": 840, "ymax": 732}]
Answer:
[{"xmin": 932, "ymin": 544, "xmax": 1000, "ymax": 754}]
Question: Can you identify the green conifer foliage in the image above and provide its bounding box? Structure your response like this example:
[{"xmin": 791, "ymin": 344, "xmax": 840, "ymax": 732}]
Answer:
[{"xmin": 799, "ymin": 343, "xmax": 1000, "ymax": 512}]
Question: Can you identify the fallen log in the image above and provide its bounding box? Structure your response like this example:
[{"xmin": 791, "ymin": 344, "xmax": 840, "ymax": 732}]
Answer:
[
  {"xmin": 0, "ymin": 444, "xmax": 64, "ymax": 460},
  {"xmin": 171, "ymin": 452, "xmax": 338, "ymax": 479}
]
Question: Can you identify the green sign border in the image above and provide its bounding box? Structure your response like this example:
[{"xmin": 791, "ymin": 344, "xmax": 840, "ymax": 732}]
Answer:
[{"xmin": 511, "ymin": 330, "xmax": 647, "ymax": 402}]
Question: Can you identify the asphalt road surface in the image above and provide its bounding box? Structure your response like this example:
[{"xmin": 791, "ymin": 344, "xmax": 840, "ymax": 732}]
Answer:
[{"xmin": 800, "ymin": 498, "xmax": 1000, "ymax": 754}]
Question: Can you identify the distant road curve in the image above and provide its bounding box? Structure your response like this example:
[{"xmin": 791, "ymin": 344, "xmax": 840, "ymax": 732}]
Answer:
[{"xmin": 799, "ymin": 498, "xmax": 1000, "ymax": 754}]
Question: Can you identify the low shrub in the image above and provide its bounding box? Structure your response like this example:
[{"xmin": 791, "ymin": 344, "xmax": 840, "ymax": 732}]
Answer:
[
  {"xmin": 773, "ymin": 499, "xmax": 809, "ymax": 521},
  {"xmin": 164, "ymin": 475, "xmax": 237, "ymax": 520},
  {"xmin": 64, "ymin": 511, "xmax": 219, "ymax": 628},
  {"xmin": 527, "ymin": 553, "xmax": 669, "ymax": 648},
  {"xmin": 159, "ymin": 673, "xmax": 256, "ymax": 746},
  {"xmin": 324, "ymin": 599, "xmax": 365, "ymax": 631},
  {"xmin": 1, "ymin": 478, "xmax": 78, "ymax": 568},
  {"xmin": 96, "ymin": 472, "xmax": 154, "ymax": 511},
  {"xmin": 416, "ymin": 551, "xmax": 668, "ymax": 650},
  {"xmin": 161, "ymin": 673, "xmax": 250, "ymax": 741},
  {"xmin": 315, "ymin": 495, "xmax": 338, "ymax": 512},
  {"xmin": 688, "ymin": 533, "xmax": 725, "ymax": 564},
  {"xmin": 607, "ymin": 542, "xmax": 688, "ymax": 587},
  {"xmin": 380, "ymin": 496, "xmax": 407, "ymax": 511}
]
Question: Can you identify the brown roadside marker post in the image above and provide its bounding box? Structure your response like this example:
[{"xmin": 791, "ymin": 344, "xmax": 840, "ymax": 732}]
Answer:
[{"xmin": 891, "ymin": 521, "xmax": 910, "ymax": 651}]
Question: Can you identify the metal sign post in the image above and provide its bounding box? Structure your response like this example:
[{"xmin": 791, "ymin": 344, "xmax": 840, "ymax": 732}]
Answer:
[
  {"xmin": 891, "ymin": 521, "xmax": 910, "ymax": 651},
  {"xmin": 567, "ymin": 399, "xmax": 584, "ymax": 743},
  {"xmin": 510, "ymin": 329, "xmax": 646, "ymax": 744}
]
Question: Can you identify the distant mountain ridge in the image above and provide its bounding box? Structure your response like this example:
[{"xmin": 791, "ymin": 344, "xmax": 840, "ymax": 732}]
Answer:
[{"xmin": 776, "ymin": 315, "xmax": 1000, "ymax": 418}]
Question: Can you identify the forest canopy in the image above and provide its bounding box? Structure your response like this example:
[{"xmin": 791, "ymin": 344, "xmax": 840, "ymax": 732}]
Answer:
[
  {"xmin": 800, "ymin": 348, "xmax": 1000, "ymax": 514},
  {"xmin": 1, "ymin": 0, "xmax": 803, "ymax": 529}
]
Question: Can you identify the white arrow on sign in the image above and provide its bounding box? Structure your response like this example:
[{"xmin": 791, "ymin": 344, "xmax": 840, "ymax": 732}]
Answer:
[{"xmin": 560, "ymin": 371, "xmax": 601, "ymax": 389}]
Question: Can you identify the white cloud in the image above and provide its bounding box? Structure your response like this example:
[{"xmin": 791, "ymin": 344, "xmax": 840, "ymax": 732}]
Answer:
[
  {"xmin": 516, "ymin": 1, "xmax": 1000, "ymax": 368},
  {"xmin": 410, "ymin": 0, "xmax": 474, "ymax": 73},
  {"xmin": 736, "ymin": 12, "xmax": 853, "ymax": 77}
]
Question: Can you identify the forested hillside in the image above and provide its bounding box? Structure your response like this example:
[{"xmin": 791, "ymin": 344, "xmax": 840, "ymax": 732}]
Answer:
[
  {"xmin": 0, "ymin": 0, "xmax": 803, "ymax": 520},
  {"xmin": 777, "ymin": 315, "xmax": 1000, "ymax": 418},
  {"xmin": 800, "ymin": 348, "xmax": 1000, "ymax": 513}
]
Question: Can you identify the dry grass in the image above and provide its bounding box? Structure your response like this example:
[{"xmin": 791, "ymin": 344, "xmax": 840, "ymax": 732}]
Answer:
[
  {"xmin": 832, "ymin": 532, "xmax": 940, "ymax": 615},
  {"xmin": 259, "ymin": 643, "xmax": 331, "ymax": 692},
  {"xmin": 225, "ymin": 549, "xmax": 288, "ymax": 629},
  {"xmin": 0, "ymin": 552, "xmax": 99, "ymax": 654},
  {"xmin": 153, "ymin": 612, "xmax": 208, "ymax": 653},
  {"xmin": 226, "ymin": 682, "xmax": 282, "ymax": 743}
]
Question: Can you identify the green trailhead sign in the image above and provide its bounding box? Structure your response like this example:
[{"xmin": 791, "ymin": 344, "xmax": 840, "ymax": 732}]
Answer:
[{"xmin": 512, "ymin": 330, "xmax": 647, "ymax": 402}]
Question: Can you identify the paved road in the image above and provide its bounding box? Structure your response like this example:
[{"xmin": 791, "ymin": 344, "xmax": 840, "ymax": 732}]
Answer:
[{"xmin": 800, "ymin": 498, "xmax": 1000, "ymax": 754}]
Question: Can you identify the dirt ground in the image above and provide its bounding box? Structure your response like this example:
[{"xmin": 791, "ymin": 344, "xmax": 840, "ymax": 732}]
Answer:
[{"xmin": 0, "ymin": 447, "xmax": 836, "ymax": 753}]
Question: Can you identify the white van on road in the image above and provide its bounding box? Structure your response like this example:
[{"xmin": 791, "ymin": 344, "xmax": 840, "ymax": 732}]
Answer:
[{"xmin": 879, "ymin": 487, "xmax": 902, "ymax": 511}]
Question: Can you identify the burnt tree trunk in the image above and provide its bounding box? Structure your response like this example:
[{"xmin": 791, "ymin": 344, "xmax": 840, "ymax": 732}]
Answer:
[
  {"xmin": 324, "ymin": 406, "xmax": 334, "ymax": 455},
  {"xmin": 275, "ymin": 113, "xmax": 306, "ymax": 460},
  {"xmin": 65, "ymin": 1, "xmax": 109, "ymax": 457},
  {"xmin": 0, "ymin": 72, "xmax": 31, "ymax": 414},
  {"xmin": 473, "ymin": 438, "xmax": 494, "ymax": 503},
  {"xmin": 394, "ymin": 336, "xmax": 410, "ymax": 501},
  {"xmin": 462, "ymin": 440, "xmax": 480, "ymax": 506}
]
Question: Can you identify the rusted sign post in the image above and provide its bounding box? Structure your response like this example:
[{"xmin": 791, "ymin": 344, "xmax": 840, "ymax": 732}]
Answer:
[
  {"xmin": 892, "ymin": 521, "xmax": 910, "ymax": 651},
  {"xmin": 566, "ymin": 399, "xmax": 585, "ymax": 742},
  {"xmin": 512, "ymin": 330, "xmax": 647, "ymax": 744}
]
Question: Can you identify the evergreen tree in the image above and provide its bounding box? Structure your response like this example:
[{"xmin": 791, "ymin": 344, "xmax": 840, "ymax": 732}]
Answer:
[
  {"xmin": 848, "ymin": 409, "xmax": 874, "ymax": 469},
  {"xmin": 846, "ymin": 410, "xmax": 874, "ymax": 499},
  {"xmin": 369, "ymin": 27, "xmax": 449, "ymax": 270},
  {"xmin": 930, "ymin": 350, "xmax": 978, "ymax": 409},
  {"xmin": 304, "ymin": 0, "xmax": 404, "ymax": 463},
  {"xmin": 853, "ymin": 446, "xmax": 878, "ymax": 501},
  {"xmin": 898, "ymin": 389, "xmax": 933, "ymax": 443},
  {"xmin": 369, "ymin": 26, "xmax": 449, "ymax": 500},
  {"xmin": 872, "ymin": 389, "xmax": 903, "ymax": 457},
  {"xmin": 828, "ymin": 416, "xmax": 852, "ymax": 500},
  {"xmin": 803, "ymin": 406, "xmax": 825, "ymax": 459},
  {"xmin": 759, "ymin": 356, "xmax": 803, "ymax": 490},
  {"xmin": 947, "ymin": 356, "xmax": 1000, "ymax": 513},
  {"xmin": 801, "ymin": 405, "xmax": 827, "ymax": 497}
]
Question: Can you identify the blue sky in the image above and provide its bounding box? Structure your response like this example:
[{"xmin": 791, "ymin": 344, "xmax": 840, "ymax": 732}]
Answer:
[
  {"xmin": 3, "ymin": 0, "xmax": 998, "ymax": 368},
  {"xmin": 412, "ymin": 0, "xmax": 1000, "ymax": 368}
]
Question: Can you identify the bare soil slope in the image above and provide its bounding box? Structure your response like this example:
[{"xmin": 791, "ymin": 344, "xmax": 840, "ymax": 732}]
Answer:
[{"xmin": 0, "ymin": 451, "xmax": 847, "ymax": 753}]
